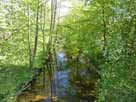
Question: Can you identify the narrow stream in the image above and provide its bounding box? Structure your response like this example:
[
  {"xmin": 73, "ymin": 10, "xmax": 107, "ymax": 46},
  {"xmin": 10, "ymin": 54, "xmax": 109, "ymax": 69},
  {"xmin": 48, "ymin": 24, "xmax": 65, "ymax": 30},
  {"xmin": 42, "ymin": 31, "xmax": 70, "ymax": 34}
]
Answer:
[
  {"xmin": 17, "ymin": 53, "xmax": 98, "ymax": 102},
  {"xmin": 17, "ymin": 70, "xmax": 69, "ymax": 102}
]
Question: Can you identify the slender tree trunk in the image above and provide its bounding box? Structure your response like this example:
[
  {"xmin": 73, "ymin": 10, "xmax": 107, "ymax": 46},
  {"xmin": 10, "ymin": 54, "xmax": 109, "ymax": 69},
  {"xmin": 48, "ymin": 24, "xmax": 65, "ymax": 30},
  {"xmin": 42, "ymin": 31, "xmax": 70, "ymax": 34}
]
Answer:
[
  {"xmin": 27, "ymin": 4, "xmax": 32, "ymax": 69},
  {"xmin": 45, "ymin": 0, "xmax": 58, "ymax": 99},
  {"xmin": 42, "ymin": 5, "xmax": 46, "ymax": 55},
  {"xmin": 41, "ymin": 4, "xmax": 47, "ymax": 94},
  {"xmin": 101, "ymin": 3, "xmax": 107, "ymax": 51},
  {"xmin": 32, "ymin": 0, "xmax": 40, "ymax": 68}
]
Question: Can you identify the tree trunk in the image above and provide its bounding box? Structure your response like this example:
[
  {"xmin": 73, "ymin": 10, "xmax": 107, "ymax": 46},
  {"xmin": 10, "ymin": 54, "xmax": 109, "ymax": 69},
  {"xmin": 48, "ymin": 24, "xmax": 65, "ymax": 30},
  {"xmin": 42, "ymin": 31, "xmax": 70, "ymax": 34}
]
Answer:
[
  {"xmin": 27, "ymin": 4, "xmax": 32, "ymax": 69},
  {"xmin": 32, "ymin": 0, "xmax": 40, "ymax": 68}
]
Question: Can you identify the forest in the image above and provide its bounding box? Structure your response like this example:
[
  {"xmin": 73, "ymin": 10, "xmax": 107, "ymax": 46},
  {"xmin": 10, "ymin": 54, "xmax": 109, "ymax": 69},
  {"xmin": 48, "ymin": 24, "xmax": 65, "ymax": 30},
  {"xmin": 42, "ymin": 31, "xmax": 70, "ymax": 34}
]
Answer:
[{"xmin": 0, "ymin": 0, "xmax": 136, "ymax": 102}]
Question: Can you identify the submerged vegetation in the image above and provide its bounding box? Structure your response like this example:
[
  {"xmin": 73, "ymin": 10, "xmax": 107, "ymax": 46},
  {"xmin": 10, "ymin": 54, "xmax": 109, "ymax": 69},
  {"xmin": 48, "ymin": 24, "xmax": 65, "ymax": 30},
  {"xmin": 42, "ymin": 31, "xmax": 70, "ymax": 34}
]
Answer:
[{"xmin": 0, "ymin": 0, "xmax": 136, "ymax": 102}]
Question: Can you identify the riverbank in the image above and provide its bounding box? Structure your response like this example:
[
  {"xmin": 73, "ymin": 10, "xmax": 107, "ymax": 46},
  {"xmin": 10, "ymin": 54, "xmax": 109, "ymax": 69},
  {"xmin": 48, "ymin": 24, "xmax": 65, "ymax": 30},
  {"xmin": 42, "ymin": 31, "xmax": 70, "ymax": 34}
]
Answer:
[{"xmin": 0, "ymin": 65, "xmax": 35, "ymax": 102}]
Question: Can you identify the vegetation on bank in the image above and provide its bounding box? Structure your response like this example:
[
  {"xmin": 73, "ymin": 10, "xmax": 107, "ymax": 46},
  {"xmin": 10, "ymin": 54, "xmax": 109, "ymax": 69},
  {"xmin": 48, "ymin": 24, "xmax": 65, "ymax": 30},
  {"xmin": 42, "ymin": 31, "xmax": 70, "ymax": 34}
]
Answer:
[
  {"xmin": 0, "ymin": 0, "xmax": 136, "ymax": 102},
  {"xmin": 0, "ymin": 65, "xmax": 35, "ymax": 102},
  {"xmin": 60, "ymin": 0, "xmax": 136, "ymax": 102}
]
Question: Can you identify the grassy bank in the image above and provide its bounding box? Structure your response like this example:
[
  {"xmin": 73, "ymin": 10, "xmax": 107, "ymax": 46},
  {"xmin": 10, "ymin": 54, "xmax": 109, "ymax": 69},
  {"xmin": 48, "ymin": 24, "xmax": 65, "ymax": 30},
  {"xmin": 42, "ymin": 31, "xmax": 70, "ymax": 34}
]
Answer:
[{"xmin": 0, "ymin": 65, "xmax": 35, "ymax": 102}]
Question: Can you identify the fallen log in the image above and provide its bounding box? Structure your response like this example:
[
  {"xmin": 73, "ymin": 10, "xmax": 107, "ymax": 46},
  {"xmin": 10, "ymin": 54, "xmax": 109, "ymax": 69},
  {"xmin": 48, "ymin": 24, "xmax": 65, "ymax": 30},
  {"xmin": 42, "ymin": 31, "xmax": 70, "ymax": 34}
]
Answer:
[{"xmin": 17, "ymin": 68, "xmax": 43, "ymax": 94}]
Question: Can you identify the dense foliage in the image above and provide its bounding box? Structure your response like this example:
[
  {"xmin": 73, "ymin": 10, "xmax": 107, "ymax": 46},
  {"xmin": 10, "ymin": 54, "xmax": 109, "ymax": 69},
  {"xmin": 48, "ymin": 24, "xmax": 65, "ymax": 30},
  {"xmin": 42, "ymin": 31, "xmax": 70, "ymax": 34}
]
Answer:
[
  {"xmin": 0, "ymin": 0, "xmax": 136, "ymax": 102},
  {"xmin": 61, "ymin": 0, "xmax": 136, "ymax": 102},
  {"xmin": 0, "ymin": 0, "xmax": 50, "ymax": 101}
]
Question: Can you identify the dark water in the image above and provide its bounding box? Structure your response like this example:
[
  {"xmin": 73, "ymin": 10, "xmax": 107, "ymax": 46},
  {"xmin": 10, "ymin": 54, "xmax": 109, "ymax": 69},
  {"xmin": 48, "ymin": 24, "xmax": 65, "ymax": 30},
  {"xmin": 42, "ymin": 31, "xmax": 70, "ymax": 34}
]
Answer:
[
  {"xmin": 16, "ymin": 70, "xmax": 70, "ymax": 102},
  {"xmin": 17, "ymin": 69, "xmax": 98, "ymax": 102},
  {"xmin": 17, "ymin": 53, "xmax": 98, "ymax": 102}
]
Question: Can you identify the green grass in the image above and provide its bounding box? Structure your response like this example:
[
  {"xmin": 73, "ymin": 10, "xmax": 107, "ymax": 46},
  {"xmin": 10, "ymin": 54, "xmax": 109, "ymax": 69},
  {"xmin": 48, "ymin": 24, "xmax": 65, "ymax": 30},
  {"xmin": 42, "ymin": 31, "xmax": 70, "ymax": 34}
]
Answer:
[{"xmin": 0, "ymin": 65, "xmax": 35, "ymax": 102}]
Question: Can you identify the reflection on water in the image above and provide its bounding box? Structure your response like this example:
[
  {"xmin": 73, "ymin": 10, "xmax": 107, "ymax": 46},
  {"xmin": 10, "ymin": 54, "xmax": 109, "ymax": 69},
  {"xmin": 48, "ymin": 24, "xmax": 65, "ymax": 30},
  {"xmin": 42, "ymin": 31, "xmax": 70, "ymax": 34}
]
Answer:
[
  {"xmin": 17, "ymin": 70, "xmax": 70, "ymax": 102},
  {"xmin": 17, "ymin": 69, "xmax": 98, "ymax": 102},
  {"xmin": 17, "ymin": 53, "xmax": 98, "ymax": 102}
]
